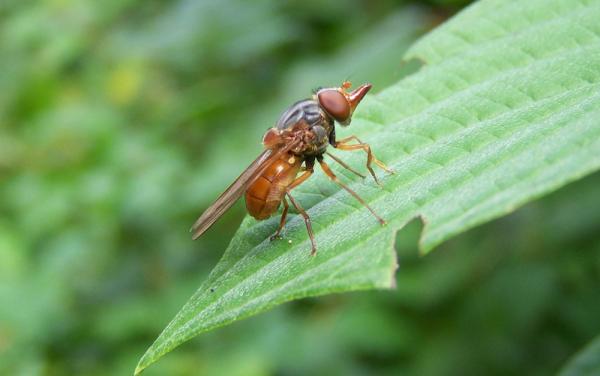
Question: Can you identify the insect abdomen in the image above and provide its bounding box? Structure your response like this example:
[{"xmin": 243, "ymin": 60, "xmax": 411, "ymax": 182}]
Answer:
[{"xmin": 245, "ymin": 154, "xmax": 301, "ymax": 220}]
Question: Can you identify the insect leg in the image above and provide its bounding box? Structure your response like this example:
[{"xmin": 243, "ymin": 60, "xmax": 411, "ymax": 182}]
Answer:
[
  {"xmin": 281, "ymin": 162, "xmax": 316, "ymax": 254},
  {"xmin": 270, "ymin": 160, "xmax": 314, "ymax": 245},
  {"xmin": 317, "ymin": 157, "xmax": 386, "ymax": 226},
  {"xmin": 288, "ymin": 168, "xmax": 313, "ymax": 190},
  {"xmin": 325, "ymin": 151, "xmax": 365, "ymax": 179},
  {"xmin": 286, "ymin": 192, "xmax": 317, "ymax": 255},
  {"xmin": 270, "ymin": 196, "xmax": 289, "ymax": 241},
  {"xmin": 333, "ymin": 135, "xmax": 393, "ymax": 185}
]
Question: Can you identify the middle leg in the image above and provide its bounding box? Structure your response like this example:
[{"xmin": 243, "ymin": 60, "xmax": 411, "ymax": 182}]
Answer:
[
  {"xmin": 325, "ymin": 151, "xmax": 365, "ymax": 179},
  {"xmin": 317, "ymin": 156, "xmax": 386, "ymax": 226}
]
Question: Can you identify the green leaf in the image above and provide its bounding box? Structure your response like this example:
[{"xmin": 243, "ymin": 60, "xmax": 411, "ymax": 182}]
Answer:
[
  {"xmin": 136, "ymin": 0, "xmax": 600, "ymax": 373},
  {"xmin": 559, "ymin": 335, "xmax": 600, "ymax": 376}
]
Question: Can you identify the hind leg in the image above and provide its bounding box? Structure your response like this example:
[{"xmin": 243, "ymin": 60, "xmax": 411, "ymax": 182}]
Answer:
[
  {"xmin": 270, "ymin": 197, "xmax": 289, "ymax": 241},
  {"xmin": 286, "ymin": 191, "xmax": 317, "ymax": 256}
]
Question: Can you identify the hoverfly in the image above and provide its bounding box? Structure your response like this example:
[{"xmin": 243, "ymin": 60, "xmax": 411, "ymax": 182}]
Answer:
[{"xmin": 191, "ymin": 81, "xmax": 392, "ymax": 255}]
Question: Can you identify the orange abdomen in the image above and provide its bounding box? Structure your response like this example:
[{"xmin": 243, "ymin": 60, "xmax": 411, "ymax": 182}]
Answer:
[{"xmin": 245, "ymin": 154, "xmax": 302, "ymax": 220}]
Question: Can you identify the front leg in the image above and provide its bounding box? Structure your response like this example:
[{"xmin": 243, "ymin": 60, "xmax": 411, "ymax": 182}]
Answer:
[{"xmin": 333, "ymin": 135, "xmax": 393, "ymax": 185}]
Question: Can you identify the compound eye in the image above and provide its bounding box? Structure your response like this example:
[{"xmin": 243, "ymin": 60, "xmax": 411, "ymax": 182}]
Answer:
[{"xmin": 317, "ymin": 89, "xmax": 350, "ymax": 123}]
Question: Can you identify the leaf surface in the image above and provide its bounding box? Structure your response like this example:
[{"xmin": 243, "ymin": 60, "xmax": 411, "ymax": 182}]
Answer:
[{"xmin": 136, "ymin": 0, "xmax": 600, "ymax": 373}]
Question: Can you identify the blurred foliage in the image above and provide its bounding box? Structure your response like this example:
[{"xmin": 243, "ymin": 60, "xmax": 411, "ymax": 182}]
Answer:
[
  {"xmin": 560, "ymin": 335, "xmax": 600, "ymax": 376},
  {"xmin": 0, "ymin": 0, "xmax": 598, "ymax": 375}
]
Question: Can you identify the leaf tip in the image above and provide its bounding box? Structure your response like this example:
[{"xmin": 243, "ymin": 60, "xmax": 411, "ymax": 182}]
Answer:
[
  {"xmin": 133, "ymin": 364, "xmax": 145, "ymax": 376},
  {"xmin": 134, "ymin": 351, "xmax": 154, "ymax": 375}
]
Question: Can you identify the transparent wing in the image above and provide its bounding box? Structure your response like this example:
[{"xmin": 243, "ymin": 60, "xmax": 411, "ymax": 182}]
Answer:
[{"xmin": 190, "ymin": 141, "xmax": 298, "ymax": 240}]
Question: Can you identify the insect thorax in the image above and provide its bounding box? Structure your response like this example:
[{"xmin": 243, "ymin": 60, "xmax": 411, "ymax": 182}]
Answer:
[{"xmin": 275, "ymin": 99, "xmax": 334, "ymax": 156}]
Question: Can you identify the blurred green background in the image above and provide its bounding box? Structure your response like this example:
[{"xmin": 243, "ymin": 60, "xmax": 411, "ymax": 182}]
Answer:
[{"xmin": 1, "ymin": 0, "xmax": 599, "ymax": 375}]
